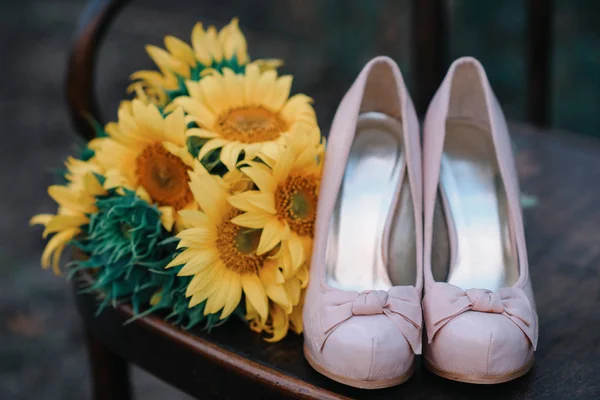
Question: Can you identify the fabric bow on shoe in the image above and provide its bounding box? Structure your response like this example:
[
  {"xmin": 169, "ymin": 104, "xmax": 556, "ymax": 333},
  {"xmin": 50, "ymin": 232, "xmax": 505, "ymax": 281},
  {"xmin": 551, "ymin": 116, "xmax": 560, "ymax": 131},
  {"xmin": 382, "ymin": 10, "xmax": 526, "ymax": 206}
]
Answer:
[
  {"xmin": 423, "ymin": 282, "xmax": 538, "ymax": 349},
  {"xmin": 317, "ymin": 286, "xmax": 422, "ymax": 353}
]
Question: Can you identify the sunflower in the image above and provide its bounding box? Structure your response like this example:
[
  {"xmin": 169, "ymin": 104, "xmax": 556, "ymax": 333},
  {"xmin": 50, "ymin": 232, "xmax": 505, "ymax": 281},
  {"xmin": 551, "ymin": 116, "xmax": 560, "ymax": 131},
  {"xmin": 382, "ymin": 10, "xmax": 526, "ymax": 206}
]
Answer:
[
  {"xmin": 167, "ymin": 165, "xmax": 300, "ymax": 321},
  {"xmin": 129, "ymin": 18, "xmax": 281, "ymax": 107},
  {"xmin": 228, "ymin": 129, "xmax": 324, "ymax": 278},
  {"xmin": 170, "ymin": 63, "xmax": 318, "ymax": 171},
  {"xmin": 246, "ymin": 289, "xmax": 305, "ymax": 342},
  {"xmin": 90, "ymin": 100, "xmax": 195, "ymax": 232},
  {"xmin": 30, "ymin": 157, "xmax": 106, "ymax": 274}
]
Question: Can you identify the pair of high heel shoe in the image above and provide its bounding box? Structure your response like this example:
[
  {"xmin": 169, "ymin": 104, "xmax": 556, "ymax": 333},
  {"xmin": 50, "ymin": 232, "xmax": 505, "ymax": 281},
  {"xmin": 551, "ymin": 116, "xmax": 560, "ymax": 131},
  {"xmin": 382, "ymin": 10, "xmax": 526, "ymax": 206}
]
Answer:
[{"xmin": 303, "ymin": 56, "xmax": 538, "ymax": 388}]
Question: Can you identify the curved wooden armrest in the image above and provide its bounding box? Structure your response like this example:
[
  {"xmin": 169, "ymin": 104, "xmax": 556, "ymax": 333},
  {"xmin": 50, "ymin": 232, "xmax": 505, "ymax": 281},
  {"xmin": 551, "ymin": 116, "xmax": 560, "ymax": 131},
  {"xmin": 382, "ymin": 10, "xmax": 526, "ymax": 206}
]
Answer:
[{"xmin": 65, "ymin": 0, "xmax": 129, "ymax": 140}]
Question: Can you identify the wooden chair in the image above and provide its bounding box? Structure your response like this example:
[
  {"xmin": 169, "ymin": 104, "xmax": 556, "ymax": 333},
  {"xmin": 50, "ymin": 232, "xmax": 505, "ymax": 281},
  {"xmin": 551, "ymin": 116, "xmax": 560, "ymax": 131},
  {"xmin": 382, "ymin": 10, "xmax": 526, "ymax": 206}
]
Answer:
[{"xmin": 67, "ymin": 1, "xmax": 600, "ymax": 399}]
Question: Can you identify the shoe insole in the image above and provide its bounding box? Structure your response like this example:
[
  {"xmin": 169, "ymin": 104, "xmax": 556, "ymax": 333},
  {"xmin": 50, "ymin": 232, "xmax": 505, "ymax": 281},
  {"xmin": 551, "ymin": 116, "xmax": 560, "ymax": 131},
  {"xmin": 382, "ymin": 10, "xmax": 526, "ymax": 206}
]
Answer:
[
  {"xmin": 439, "ymin": 118, "xmax": 518, "ymax": 291},
  {"xmin": 325, "ymin": 112, "xmax": 407, "ymax": 292}
]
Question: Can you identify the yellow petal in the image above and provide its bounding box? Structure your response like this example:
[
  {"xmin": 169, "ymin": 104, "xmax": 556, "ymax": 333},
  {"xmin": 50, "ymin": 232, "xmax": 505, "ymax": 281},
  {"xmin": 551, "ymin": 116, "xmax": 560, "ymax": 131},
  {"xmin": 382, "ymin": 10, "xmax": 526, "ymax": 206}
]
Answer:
[
  {"xmin": 281, "ymin": 94, "xmax": 316, "ymax": 124},
  {"xmin": 145, "ymin": 103, "xmax": 167, "ymax": 139},
  {"xmin": 219, "ymin": 143, "xmax": 243, "ymax": 172},
  {"xmin": 259, "ymin": 261, "xmax": 285, "ymax": 286},
  {"xmin": 159, "ymin": 206, "xmax": 175, "ymax": 232},
  {"xmin": 199, "ymin": 75, "xmax": 228, "ymax": 115},
  {"xmin": 244, "ymin": 294, "xmax": 259, "ymax": 321},
  {"xmin": 47, "ymin": 186, "xmax": 96, "ymax": 214},
  {"xmin": 244, "ymin": 63, "xmax": 260, "ymax": 104},
  {"xmin": 204, "ymin": 26, "xmax": 223, "ymax": 63},
  {"xmin": 230, "ymin": 212, "xmax": 272, "ymax": 229},
  {"xmin": 251, "ymin": 58, "xmax": 283, "ymax": 72},
  {"xmin": 267, "ymin": 75, "xmax": 293, "ymax": 111},
  {"xmin": 222, "ymin": 68, "xmax": 244, "ymax": 108},
  {"xmin": 228, "ymin": 191, "xmax": 275, "ymax": 214},
  {"xmin": 177, "ymin": 209, "xmax": 211, "ymax": 227},
  {"xmin": 186, "ymin": 265, "xmax": 220, "ymax": 298},
  {"xmin": 186, "ymin": 128, "xmax": 221, "ymax": 139},
  {"xmin": 286, "ymin": 234, "xmax": 305, "ymax": 274},
  {"xmin": 197, "ymin": 138, "xmax": 228, "ymax": 161},
  {"xmin": 220, "ymin": 18, "xmax": 248, "ymax": 64},
  {"xmin": 135, "ymin": 186, "xmax": 152, "ymax": 203},
  {"xmin": 41, "ymin": 227, "xmax": 79, "ymax": 273},
  {"xmin": 242, "ymin": 192, "xmax": 277, "ymax": 214},
  {"xmin": 181, "ymin": 151, "xmax": 196, "ymax": 168},
  {"xmin": 191, "ymin": 23, "xmax": 212, "ymax": 65},
  {"xmin": 146, "ymin": 45, "xmax": 190, "ymax": 78},
  {"xmin": 30, "ymin": 214, "xmax": 54, "ymax": 227},
  {"xmin": 42, "ymin": 215, "xmax": 88, "ymax": 238},
  {"xmin": 226, "ymin": 192, "xmax": 255, "ymax": 212},
  {"xmin": 240, "ymin": 164, "xmax": 276, "ymax": 194},
  {"xmin": 164, "ymin": 107, "xmax": 186, "ymax": 147},
  {"xmin": 296, "ymin": 264, "xmax": 310, "ymax": 289},
  {"xmin": 130, "ymin": 70, "xmax": 166, "ymax": 86},
  {"xmin": 255, "ymin": 70, "xmax": 277, "ymax": 107},
  {"xmin": 241, "ymin": 274, "xmax": 268, "ymax": 321},
  {"xmin": 273, "ymin": 149, "xmax": 294, "ymax": 184},
  {"xmin": 184, "ymin": 80, "xmax": 203, "ymax": 101},
  {"xmin": 266, "ymin": 284, "xmax": 292, "ymax": 314},
  {"xmin": 256, "ymin": 218, "xmax": 286, "ymax": 255},
  {"xmin": 285, "ymin": 278, "xmax": 302, "ymax": 306},
  {"xmin": 220, "ymin": 273, "xmax": 242, "ymax": 319},
  {"xmin": 164, "ymin": 35, "xmax": 196, "ymax": 67},
  {"xmin": 188, "ymin": 171, "xmax": 229, "ymax": 224},
  {"xmin": 166, "ymin": 249, "xmax": 197, "ymax": 269},
  {"xmin": 204, "ymin": 271, "xmax": 232, "ymax": 315},
  {"xmin": 255, "ymin": 142, "xmax": 280, "ymax": 168},
  {"xmin": 264, "ymin": 304, "xmax": 290, "ymax": 343},
  {"xmin": 177, "ymin": 239, "xmax": 211, "ymax": 250},
  {"xmin": 189, "ymin": 290, "xmax": 213, "ymax": 308},
  {"xmin": 176, "ymin": 227, "xmax": 216, "ymax": 244},
  {"xmin": 289, "ymin": 298, "xmax": 304, "ymax": 334},
  {"xmin": 174, "ymin": 95, "xmax": 216, "ymax": 127},
  {"xmin": 178, "ymin": 249, "xmax": 220, "ymax": 276}
]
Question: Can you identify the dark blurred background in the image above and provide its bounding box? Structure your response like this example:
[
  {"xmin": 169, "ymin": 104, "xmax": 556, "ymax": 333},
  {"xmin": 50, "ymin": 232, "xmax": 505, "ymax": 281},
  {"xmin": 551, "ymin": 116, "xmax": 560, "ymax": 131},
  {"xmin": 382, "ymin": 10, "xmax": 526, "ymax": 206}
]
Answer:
[{"xmin": 1, "ymin": 0, "xmax": 598, "ymax": 398}]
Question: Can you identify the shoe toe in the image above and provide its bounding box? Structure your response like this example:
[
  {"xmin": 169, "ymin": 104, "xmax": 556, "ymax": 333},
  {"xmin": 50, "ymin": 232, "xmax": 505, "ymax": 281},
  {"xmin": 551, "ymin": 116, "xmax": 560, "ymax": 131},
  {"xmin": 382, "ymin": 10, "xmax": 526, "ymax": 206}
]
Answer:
[
  {"xmin": 320, "ymin": 314, "xmax": 414, "ymax": 382},
  {"xmin": 426, "ymin": 311, "xmax": 534, "ymax": 377}
]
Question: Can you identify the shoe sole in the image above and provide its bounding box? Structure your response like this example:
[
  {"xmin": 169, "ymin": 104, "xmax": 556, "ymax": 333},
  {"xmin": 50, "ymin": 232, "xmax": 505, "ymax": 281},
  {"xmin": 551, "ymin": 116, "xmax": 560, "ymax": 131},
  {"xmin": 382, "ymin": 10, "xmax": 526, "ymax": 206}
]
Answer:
[
  {"xmin": 303, "ymin": 343, "xmax": 415, "ymax": 389},
  {"xmin": 424, "ymin": 356, "xmax": 534, "ymax": 384}
]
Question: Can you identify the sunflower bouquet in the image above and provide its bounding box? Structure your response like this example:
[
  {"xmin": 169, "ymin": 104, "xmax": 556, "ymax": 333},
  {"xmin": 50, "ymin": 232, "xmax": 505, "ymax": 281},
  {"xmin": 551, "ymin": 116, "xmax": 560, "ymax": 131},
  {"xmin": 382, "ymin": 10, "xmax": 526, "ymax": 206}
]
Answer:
[{"xmin": 31, "ymin": 19, "xmax": 324, "ymax": 341}]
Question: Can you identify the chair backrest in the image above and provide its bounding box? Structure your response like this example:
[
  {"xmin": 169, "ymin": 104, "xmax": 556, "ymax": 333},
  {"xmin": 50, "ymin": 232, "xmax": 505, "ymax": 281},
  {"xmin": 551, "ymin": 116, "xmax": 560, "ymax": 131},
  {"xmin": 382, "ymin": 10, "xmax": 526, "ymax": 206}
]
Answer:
[
  {"xmin": 66, "ymin": 0, "xmax": 553, "ymax": 140},
  {"xmin": 412, "ymin": 0, "xmax": 553, "ymax": 127},
  {"xmin": 66, "ymin": 0, "xmax": 128, "ymax": 140}
]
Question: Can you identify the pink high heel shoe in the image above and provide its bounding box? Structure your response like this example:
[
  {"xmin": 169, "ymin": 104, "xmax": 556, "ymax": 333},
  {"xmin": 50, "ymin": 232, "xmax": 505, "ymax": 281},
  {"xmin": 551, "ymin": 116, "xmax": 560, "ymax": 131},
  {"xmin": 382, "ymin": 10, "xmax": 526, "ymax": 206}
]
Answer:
[
  {"xmin": 302, "ymin": 56, "xmax": 423, "ymax": 389},
  {"xmin": 422, "ymin": 57, "xmax": 539, "ymax": 384}
]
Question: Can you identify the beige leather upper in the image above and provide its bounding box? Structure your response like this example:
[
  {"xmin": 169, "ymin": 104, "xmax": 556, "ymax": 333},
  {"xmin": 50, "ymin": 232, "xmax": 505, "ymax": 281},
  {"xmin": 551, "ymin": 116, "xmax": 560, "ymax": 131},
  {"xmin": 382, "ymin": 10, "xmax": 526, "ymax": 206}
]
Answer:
[
  {"xmin": 302, "ymin": 56, "xmax": 423, "ymax": 383},
  {"xmin": 422, "ymin": 57, "xmax": 538, "ymax": 377}
]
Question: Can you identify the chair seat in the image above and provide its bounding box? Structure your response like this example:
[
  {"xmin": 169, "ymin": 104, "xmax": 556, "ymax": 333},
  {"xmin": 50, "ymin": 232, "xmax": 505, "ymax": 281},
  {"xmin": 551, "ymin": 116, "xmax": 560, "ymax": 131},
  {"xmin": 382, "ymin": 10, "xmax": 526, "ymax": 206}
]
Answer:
[{"xmin": 75, "ymin": 125, "xmax": 600, "ymax": 399}]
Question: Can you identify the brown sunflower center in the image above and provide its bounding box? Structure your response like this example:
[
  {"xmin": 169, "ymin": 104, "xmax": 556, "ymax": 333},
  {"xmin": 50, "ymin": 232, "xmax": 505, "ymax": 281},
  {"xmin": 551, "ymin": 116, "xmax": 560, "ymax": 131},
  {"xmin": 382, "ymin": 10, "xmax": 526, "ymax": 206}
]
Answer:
[
  {"xmin": 135, "ymin": 143, "xmax": 193, "ymax": 209},
  {"xmin": 216, "ymin": 210, "xmax": 266, "ymax": 274},
  {"xmin": 275, "ymin": 174, "xmax": 318, "ymax": 237},
  {"xmin": 216, "ymin": 106, "xmax": 287, "ymax": 143}
]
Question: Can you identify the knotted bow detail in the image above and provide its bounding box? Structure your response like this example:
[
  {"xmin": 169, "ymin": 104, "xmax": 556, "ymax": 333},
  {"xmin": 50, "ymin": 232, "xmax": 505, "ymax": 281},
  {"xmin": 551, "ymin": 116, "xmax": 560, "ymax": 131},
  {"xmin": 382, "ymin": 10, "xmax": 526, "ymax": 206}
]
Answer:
[
  {"xmin": 464, "ymin": 288, "xmax": 505, "ymax": 313},
  {"xmin": 423, "ymin": 283, "xmax": 538, "ymax": 349},
  {"xmin": 318, "ymin": 286, "xmax": 422, "ymax": 354},
  {"xmin": 351, "ymin": 290, "xmax": 391, "ymax": 315}
]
